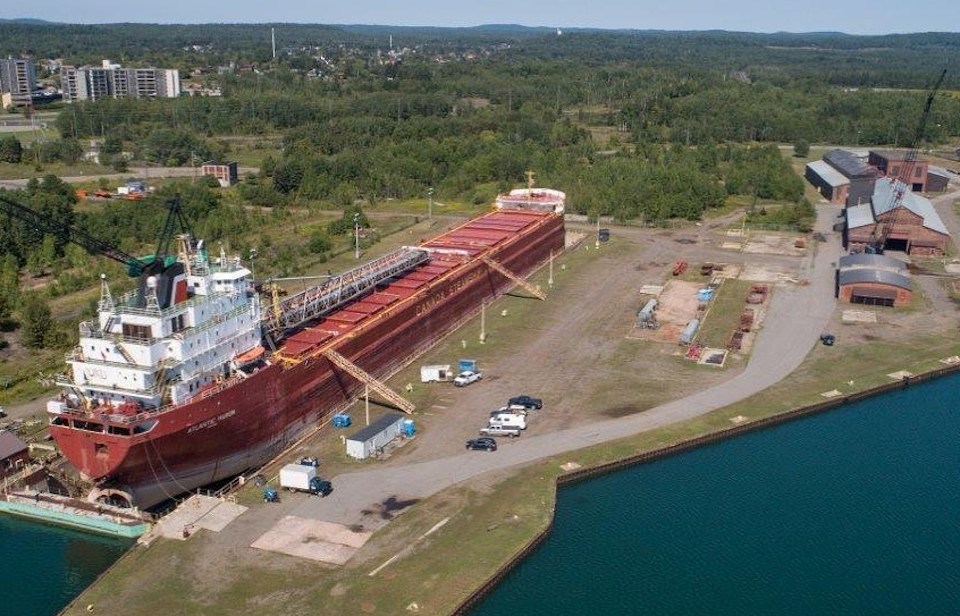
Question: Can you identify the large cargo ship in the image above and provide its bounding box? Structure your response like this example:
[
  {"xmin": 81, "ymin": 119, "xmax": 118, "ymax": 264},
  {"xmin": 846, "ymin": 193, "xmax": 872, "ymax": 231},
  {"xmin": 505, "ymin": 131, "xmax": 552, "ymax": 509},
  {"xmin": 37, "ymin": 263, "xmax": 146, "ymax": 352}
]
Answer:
[{"xmin": 47, "ymin": 189, "xmax": 566, "ymax": 509}]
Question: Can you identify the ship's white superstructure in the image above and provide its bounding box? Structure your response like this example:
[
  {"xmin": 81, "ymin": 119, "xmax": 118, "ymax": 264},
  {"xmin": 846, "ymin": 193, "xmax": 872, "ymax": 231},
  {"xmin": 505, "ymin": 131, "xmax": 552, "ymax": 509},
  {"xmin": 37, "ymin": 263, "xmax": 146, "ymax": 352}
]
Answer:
[{"xmin": 52, "ymin": 239, "xmax": 262, "ymax": 414}]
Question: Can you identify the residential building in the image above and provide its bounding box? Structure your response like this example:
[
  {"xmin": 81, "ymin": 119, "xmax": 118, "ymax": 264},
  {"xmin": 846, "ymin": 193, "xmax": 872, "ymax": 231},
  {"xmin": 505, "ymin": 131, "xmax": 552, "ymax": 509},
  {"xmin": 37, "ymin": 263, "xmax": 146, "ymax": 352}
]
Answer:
[
  {"xmin": 61, "ymin": 60, "xmax": 180, "ymax": 101},
  {"xmin": 0, "ymin": 58, "xmax": 37, "ymax": 107}
]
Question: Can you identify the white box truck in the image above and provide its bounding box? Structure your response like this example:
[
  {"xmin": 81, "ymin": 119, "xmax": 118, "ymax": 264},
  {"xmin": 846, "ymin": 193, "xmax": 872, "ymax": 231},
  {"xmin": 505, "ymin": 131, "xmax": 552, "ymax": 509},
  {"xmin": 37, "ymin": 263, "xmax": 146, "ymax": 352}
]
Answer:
[{"xmin": 279, "ymin": 463, "xmax": 332, "ymax": 496}]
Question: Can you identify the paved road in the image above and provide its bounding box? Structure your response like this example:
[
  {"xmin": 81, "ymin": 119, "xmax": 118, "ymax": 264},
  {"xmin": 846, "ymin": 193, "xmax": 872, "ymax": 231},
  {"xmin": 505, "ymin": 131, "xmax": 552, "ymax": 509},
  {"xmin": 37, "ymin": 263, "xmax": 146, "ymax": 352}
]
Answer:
[
  {"xmin": 0, "ymin": 166, "xmax": 260, "ymax": 190},
  {"xmin": 296, "ymin": 204, "xmax": 843, "ymax": 529}
]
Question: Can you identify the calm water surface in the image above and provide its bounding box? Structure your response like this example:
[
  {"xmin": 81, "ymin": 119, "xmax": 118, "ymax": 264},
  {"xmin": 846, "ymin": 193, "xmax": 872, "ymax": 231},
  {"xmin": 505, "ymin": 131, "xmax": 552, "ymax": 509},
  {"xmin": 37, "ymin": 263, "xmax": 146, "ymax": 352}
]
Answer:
[
  {"xmin": 473, "ymin": 373, "xmax": 960, "ymax": 615},
  {"xmin": 0, "ymin": 515, "xmax": 131, "ymax": 616}
]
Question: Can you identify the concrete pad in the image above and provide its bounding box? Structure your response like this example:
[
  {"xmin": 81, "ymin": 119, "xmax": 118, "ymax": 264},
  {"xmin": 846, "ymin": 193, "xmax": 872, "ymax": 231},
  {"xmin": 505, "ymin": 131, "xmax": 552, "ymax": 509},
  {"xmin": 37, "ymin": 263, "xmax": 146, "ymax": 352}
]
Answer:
[
  {"xmin": 251, "ymin": 515, "xmax": 373, "ymax": 565},
  {"xmin": 153, "ymin": 494, "xmax": 220, "ymax": 540},
  {"xmin": 842, "ymin": 310, "xmax": 878, "ymax": 324},
  {"xmin": 944, "ymin": 263, "xmax": 960, "ymax": 274},
  {"xmin": 638, "ymin": 285, "xmax": 664, "ymax": 296},
  {"xmin": 195, "ymin": 500, "xmax": 247, "ymax": 532},
  {"xmin": 721, "ymin": 242, "xmax": 743, "ymax": 251},
  {"xmin": 940, "ymin": 356, "xmax": 960, "ymax": 365},
  {"xmin": 560, "ymin": 462, "xmax": 582, "ymax": 471},
  {"xmin": 729, "ymin": 415, "xmax": 748, "ymax": 424},
  {"xmin": 698, "ymin": 348, "xmax": 727, "ymax": 367},
  {"xmin": 820, "ymin": 389, "xmax": 843, "ymax": 398},
  {"xmin": 887, "ymin": 370, "xmax": 914, "ymax": 380}
]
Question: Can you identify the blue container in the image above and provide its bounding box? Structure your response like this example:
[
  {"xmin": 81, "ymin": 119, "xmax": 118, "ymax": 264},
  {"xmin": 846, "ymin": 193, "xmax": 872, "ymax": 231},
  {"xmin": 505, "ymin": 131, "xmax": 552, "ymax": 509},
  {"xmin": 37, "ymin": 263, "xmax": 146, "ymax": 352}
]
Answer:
[
  {"xmin": 459, "ymin": 359, "xmax": 477, "ymax": 373},
  {"xmin": 697, "ymin": 288, "xmax": 713, "ymax": 302},
  {"xmin": 402, "ymin": 419, "xmax": 416, "ymax": 437},
  {"xmin": 332, "ymin": 414, "xmax": 352, "ymax": 428}
]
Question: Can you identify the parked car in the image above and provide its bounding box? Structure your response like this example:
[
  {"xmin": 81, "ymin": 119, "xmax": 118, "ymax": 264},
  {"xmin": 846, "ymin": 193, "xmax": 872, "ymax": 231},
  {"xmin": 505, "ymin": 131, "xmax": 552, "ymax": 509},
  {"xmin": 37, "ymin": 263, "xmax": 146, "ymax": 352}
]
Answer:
[
  {"xmin": 453, "ymin": 370, "xmax": 483, "ymax": 387},
  {"xmin": 0, "ymin": 406, "xmax": 6, "ymax": 418},
  {"xmin": 299, "ymin": 456, "xmax": 319, "ymax": 467},
  {"xmin": 507, "ymin": 395, "xmax": 542, "ymax": 410},
  {"xmin": 479, "ymin": 425, "xmax": 521, "ymax": 438},
  {"xmin": 466, "ymin": 437, "xmax": 498, "ymax": 451}
]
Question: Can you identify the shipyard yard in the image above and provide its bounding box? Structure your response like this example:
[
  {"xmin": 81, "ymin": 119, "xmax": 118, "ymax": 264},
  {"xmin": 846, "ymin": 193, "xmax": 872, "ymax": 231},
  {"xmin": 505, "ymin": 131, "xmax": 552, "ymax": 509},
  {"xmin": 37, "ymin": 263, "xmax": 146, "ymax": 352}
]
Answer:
[{"xmin": 50, "ymin": 183, "xmax": 960, "ymax": 615}]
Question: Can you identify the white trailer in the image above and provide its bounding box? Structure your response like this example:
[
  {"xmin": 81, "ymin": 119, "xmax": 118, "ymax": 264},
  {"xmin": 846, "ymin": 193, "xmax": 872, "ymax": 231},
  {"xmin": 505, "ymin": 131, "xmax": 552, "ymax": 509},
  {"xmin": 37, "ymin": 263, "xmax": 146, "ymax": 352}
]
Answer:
[
  {"xmin": 420, "ymin": 364, "xmax": 453, "ymax": 382},
  {"xmin": 279, "ymin": 463, "xmax": 316, "ymax": 492}
]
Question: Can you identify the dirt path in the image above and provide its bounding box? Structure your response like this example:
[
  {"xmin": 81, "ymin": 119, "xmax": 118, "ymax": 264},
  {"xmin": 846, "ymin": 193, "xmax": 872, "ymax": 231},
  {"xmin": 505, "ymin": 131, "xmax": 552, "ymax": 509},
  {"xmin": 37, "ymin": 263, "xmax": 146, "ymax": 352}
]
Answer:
[
  {"xmin": 0, "ymin": 166, "xmax": 260, "ymax": 189},
  {"xmin": 287, "ymin": 204, "xmax": 842, "ymax": 530}
]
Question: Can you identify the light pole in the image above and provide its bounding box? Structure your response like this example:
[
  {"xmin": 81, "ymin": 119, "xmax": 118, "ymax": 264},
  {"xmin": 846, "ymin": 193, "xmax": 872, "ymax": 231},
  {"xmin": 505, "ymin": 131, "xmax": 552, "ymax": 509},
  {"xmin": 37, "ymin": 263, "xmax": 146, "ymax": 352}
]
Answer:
[
  {"xmin": 353, "ymin": 212, "xmax": 361, "ymax": 260},
  {"xmin": 427, "ymin": 187, "xmax": 434, "ymax": 221}
]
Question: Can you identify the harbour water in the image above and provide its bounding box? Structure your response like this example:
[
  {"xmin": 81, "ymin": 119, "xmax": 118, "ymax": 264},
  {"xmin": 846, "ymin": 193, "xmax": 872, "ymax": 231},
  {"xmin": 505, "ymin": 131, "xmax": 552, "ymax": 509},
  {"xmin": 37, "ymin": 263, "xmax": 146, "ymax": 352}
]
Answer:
[
  {"xmin": 472, "ymin": 373, "xmax": 960, "ymax": 615},
  {"xmin": 0, "ymin": 515, "xmax": 131, "ymax": 616}
]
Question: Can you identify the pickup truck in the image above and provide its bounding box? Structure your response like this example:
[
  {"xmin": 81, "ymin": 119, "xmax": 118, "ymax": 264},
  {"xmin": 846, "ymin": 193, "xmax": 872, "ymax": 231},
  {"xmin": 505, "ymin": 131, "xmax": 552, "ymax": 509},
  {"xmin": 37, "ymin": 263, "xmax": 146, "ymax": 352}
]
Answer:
[
  {"xmin": 479, "ymin": 424, "xmax": 521, "ymax": 438},
  {"xmin": 453, "ymin": 370, "xmax": 482, "ymax": 387}
]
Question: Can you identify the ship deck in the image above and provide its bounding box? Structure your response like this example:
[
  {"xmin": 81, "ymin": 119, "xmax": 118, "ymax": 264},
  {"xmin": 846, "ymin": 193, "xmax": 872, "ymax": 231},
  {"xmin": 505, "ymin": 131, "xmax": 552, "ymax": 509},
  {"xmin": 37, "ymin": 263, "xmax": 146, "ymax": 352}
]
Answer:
[{"xmin": 278, "ymin": 209, "xmax": 555, "ymax": 359}]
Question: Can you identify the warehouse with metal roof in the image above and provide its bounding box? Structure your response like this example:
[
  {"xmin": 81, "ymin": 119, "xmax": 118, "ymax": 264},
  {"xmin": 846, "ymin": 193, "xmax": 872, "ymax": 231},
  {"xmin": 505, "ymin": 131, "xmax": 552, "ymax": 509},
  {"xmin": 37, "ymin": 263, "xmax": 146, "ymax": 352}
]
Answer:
[
  {"xmin": 820, "ymin": 149, "xmax": 879, "ymax": 207},
  {"xmin": 844, "ymin": 178, "xmax": 950, "ymax": 256},
  {"xmin": 836, "ymin": 253, "xmax": 912, "ymax": 307},
  {"xmin": 805, "ymin": 160, "xmax": 850, "ymax": 204}
]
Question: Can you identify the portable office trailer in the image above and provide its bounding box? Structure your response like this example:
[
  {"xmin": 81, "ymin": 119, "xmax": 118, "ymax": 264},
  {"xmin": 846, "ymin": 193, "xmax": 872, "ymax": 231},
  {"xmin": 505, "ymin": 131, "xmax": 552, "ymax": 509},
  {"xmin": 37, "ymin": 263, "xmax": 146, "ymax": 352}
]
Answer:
[
  {"xmin": 345, "ymin": 413, "xmax": 406, "ymax": 460},
  {"xmin": 420, "ymin": 364, "xmax": 453, "ymax": 382}
]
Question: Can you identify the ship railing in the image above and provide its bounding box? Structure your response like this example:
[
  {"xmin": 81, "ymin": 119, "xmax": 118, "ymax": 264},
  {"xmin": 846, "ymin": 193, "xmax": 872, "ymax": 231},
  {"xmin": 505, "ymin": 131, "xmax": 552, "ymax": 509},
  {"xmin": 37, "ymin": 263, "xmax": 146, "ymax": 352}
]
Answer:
[
  {"xmin": 264, "ymin": 247, "xmax": 429, "ymax": 336},
  {"xmin": 112, "ymin": 286, "xmax": 244, "ymax": 318}
]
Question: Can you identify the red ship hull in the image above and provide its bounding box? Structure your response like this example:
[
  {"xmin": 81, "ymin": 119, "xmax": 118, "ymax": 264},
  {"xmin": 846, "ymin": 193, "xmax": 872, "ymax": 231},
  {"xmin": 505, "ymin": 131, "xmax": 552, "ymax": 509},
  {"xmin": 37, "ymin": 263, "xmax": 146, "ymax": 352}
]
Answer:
[{"xmin": 49, "ymin": 209, "xmax": 565, "ymax": 508}]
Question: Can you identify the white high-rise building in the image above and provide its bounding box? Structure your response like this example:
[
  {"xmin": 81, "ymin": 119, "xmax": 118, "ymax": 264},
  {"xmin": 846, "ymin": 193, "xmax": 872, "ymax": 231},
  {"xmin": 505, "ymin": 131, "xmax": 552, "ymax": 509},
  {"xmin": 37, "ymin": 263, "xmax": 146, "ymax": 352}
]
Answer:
[{"xmin": 60, "ymin": 60, "xmax": 180, "ymax": 102}]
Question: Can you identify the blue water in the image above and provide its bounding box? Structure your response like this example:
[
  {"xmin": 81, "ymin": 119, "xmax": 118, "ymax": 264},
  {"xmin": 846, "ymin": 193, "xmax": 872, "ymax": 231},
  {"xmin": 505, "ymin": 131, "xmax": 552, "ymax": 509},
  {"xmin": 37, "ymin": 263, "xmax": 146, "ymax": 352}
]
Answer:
[
  {"xmin": 0, "ymin": 516, "xmax": 131, "ymax": 616},
  {"xmin": 473, "ymin": 373, "xmax": 960, "ymax": 615}
]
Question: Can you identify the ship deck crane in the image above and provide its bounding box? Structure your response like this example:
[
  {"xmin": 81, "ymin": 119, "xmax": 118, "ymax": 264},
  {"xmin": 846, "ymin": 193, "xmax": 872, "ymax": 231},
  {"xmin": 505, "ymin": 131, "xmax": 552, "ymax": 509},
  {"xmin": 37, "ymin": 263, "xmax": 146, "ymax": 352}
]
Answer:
[
  {"xmin": 0, "ymin": 193, "xmax": 193, "ymax": 279},
  {"xmin": 867, "ymin": 69, "xmax": 946, "ymax": 254}
]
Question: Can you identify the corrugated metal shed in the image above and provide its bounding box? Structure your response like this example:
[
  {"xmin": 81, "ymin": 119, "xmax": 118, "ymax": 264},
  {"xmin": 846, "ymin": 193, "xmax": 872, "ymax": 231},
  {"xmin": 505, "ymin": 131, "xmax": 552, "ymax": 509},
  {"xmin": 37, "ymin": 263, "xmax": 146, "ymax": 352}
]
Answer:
[
  {"xmin": 845, "ymin": 203, "xmax": 875, "ymax": 230},
  {"xmin": 807, "ymin": 160, "xmax": 850, "ymax": 188},
  {"xmin": 871, "ymin": 178, "xmax": 948, "ymax": 235},
  {"xmin": 824, "ymin": 149, "xmax": 877, "ymax": 179},
  {"xmin": 838, "ymin": 268, "xmax": 912, "ymax": 291},
  {"xmin": 838, "ymin": 253, "xmax": 909, "ymax": 274}
]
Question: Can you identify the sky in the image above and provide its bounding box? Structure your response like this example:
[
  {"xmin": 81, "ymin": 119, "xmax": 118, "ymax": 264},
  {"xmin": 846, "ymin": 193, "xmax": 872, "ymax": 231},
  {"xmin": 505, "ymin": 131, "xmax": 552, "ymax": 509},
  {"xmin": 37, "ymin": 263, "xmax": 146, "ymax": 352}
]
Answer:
[{"xmin": 7, "ymin": 0, "xmax": 958, "ymax": 35}]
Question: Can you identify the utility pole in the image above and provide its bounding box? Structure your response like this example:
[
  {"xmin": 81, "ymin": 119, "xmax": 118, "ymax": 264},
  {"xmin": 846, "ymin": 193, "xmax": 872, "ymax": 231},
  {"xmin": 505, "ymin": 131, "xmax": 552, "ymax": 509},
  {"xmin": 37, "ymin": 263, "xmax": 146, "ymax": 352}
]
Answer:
[
  {"xmin": 479, "ymin": 301, "xmax": 486, "ymax": 343},
  {"xmin": 427, "ymin": 187, "xmax": 434, "ymax": 221},
  {"xmin": 354, "ymin": 212, "xmax": 361, "ymax": 260},
  {"xmin": 548, "ymin": 250, "xmax": 554, "ymax": 287},
  {"xmin": 271, "ymin": 28, "xmax": 276, "ymax": 60}
]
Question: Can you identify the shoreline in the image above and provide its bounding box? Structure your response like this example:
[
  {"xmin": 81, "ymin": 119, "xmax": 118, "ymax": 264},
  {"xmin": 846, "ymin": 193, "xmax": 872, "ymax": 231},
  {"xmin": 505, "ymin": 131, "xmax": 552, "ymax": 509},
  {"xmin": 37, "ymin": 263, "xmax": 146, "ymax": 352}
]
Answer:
[{"xmin": 450, "ymin": 358, "xmax": 960, "ymax": 615}]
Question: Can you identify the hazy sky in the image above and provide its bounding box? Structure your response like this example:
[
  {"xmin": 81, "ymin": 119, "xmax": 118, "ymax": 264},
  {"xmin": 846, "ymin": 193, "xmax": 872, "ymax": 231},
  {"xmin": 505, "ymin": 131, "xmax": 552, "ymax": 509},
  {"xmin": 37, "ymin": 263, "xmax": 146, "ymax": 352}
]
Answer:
[{"xmin": 8, "ymin": 0, "xmax": 958, "ymax": 34}]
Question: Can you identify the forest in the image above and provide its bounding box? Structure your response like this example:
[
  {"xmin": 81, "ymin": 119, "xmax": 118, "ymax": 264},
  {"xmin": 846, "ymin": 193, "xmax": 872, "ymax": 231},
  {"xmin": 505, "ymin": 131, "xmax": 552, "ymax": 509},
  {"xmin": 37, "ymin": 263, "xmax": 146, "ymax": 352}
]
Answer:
[{"xmin": 0, "ymin": 22, "xmax": 956, "ymax": 352}]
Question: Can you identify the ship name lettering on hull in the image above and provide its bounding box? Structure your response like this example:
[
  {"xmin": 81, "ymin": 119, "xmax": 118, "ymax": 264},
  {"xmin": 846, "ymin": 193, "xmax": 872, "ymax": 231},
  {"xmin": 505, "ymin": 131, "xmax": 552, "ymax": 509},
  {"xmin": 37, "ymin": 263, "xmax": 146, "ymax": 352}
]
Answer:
[{"xmin": 187, "ymin": 409, "xmax": 237, "ymax": 434}]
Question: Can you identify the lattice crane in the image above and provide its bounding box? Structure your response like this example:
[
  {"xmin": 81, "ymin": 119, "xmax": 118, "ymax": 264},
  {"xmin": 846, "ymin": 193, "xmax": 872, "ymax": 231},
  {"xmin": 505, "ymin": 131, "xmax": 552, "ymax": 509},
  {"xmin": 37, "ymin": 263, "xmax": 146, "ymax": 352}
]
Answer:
[{"xmin": 867, "ymin": 69, "xmax": 946, "ymax": 254}]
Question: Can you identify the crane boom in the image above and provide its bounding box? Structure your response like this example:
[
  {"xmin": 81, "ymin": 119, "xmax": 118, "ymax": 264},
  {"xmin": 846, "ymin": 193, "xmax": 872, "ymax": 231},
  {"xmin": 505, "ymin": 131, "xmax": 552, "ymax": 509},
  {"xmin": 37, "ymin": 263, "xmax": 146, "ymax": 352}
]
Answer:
[
  {"xmin": 869, "ymin": 69, "xmax": 946, "ymax": 253},
  {"xmin": 0, "ymin": 193, "xmax": 145, "ymax": 274}
]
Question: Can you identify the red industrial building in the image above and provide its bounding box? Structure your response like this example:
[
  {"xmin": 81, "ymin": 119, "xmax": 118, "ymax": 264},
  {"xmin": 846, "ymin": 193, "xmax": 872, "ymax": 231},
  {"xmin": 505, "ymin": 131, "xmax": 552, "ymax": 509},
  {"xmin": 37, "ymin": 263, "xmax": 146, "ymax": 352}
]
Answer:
[
  {"xmin": 836, "ymin": 253, "xmax": 912, "ymax": 307},
  {"xmin": 201, "ymin": 161, "xmax": 239, "ymax": 187},
  {"xmin": 867, "ymin": 150, "xmax": 931, "ymax": 192},
  {"xmin": 845, "ymin": 178, "xmax": 950, "ymax": 256}
]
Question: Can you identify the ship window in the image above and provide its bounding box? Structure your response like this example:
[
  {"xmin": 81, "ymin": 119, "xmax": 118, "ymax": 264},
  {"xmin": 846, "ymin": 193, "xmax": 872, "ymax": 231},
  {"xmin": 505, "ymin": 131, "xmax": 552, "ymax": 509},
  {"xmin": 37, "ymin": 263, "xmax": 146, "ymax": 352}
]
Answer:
[{"xmin": 108, "ymin": 425, "xmax": 131, "ymax": 436}]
